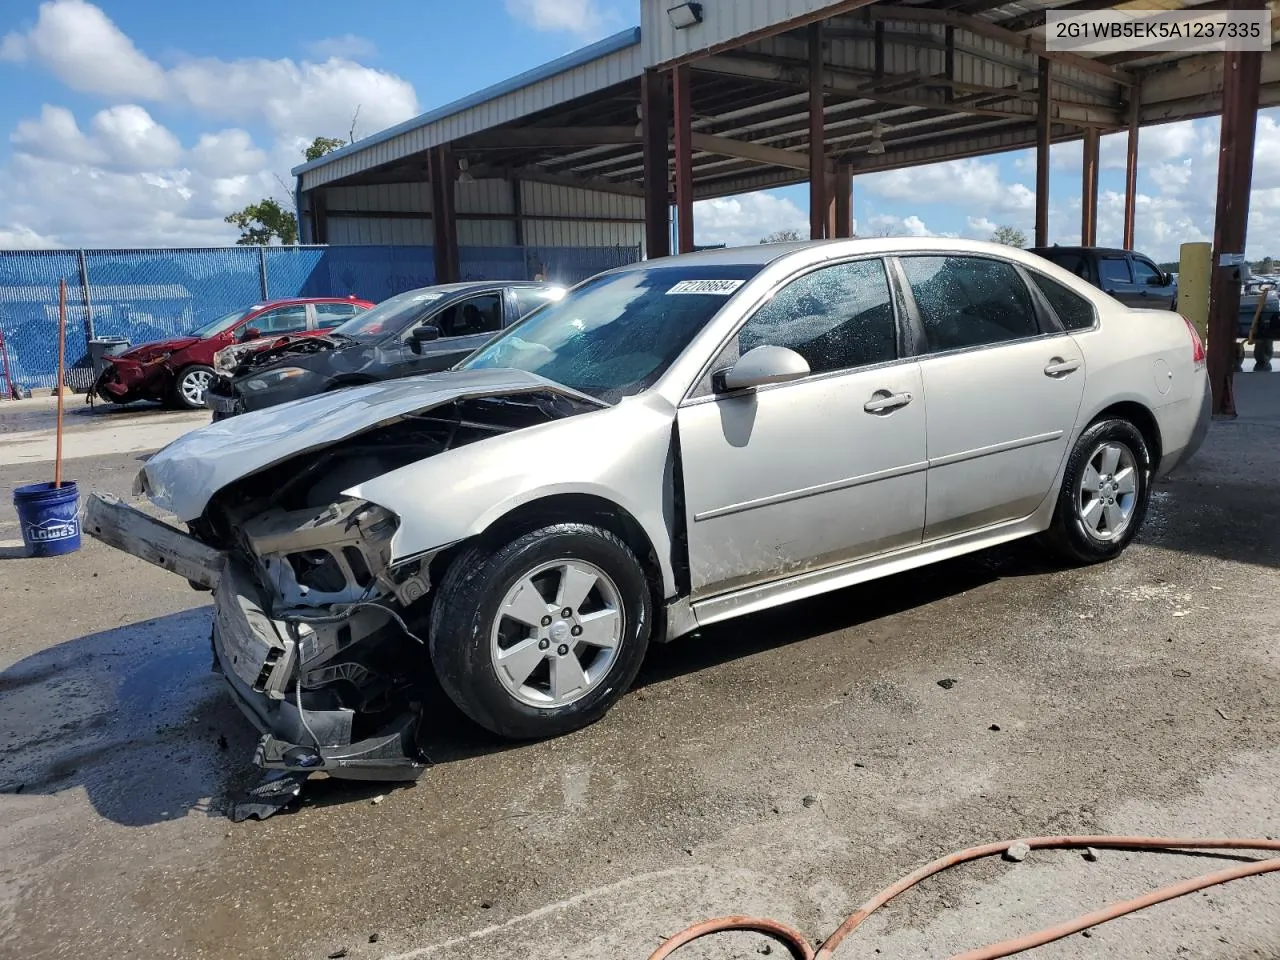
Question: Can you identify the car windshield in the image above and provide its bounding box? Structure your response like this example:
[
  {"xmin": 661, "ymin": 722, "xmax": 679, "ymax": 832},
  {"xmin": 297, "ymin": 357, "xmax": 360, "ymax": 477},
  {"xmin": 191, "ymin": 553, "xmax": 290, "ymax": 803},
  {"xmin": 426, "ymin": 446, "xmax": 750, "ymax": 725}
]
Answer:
[
  {"xmin": 458, "ymin": 264, "xmax": 763, "ymax": 402},
  {"xmin": 331, "ymin": 288, "xmax": 448, "ymax": 339},
  {"xmin": 189, "ymin": 308, "xmax": 253, "ymax": 338}
]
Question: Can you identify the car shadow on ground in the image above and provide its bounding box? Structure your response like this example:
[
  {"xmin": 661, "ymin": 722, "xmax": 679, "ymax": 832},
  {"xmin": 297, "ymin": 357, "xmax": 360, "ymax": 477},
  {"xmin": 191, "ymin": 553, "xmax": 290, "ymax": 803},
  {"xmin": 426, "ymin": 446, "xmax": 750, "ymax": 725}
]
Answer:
[
  {"xmin": 5, "ymin": 473, "xmax": 1271, "ymax": 827},
  {"xmin": 0, "ymin": 607, "xmax": 262, "ymax": 826}
]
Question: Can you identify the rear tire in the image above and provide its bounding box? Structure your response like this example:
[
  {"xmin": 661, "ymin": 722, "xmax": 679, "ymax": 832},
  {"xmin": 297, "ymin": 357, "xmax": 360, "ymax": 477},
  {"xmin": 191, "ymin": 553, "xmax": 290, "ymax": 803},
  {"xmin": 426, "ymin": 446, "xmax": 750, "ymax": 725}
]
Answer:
[
  {"xmin": 1043, "ymin": 418, "xmax": 1151, "ymax": 565},
  {"xmin": 172, "ymin": 364, "xmax": 215, "ymax": 410},
  {"xmin": 428, "ymin": 523, "xmax": 652, "ymax": 740}
]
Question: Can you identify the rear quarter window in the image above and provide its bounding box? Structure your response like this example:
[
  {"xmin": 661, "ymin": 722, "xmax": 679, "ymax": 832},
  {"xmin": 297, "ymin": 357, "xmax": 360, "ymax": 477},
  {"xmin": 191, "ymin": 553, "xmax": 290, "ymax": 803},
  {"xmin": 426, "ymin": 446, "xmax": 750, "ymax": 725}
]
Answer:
[{"xmin": 1029, "ymin": 272, "xmax": 1097, "ymax": 331}]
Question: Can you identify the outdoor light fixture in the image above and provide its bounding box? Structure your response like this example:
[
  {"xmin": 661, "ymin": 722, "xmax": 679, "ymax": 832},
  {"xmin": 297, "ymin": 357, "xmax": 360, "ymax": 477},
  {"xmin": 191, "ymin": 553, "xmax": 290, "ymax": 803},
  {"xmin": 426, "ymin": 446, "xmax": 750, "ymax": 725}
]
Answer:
[
  {"xmin": 634, "ymin": 104, "xmax": 644, "ymax": 136},
  {"xmin": 667, "ymin": 2, "xmax": 703, "ymax": 29},
  {"xmin": 867, "ymin": 121, "xmax": 886, "ymax": 155},
  {"xmin": 457, "ymin": 157, "xmax": 474, "ymax": 184}
]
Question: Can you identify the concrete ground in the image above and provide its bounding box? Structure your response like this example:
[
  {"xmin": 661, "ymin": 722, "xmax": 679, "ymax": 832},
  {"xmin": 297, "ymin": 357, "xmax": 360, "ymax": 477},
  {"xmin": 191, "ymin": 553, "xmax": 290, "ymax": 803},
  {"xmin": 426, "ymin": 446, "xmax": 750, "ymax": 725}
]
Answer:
[{"xmin": 0, "ymin": 377, "xmax": 1277, "ymax": 960}]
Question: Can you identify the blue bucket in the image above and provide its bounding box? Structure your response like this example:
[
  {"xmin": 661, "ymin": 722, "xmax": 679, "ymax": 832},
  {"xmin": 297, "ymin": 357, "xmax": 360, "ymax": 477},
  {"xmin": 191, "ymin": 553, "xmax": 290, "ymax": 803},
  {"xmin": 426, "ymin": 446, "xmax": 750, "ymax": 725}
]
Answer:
[{"xmin": 13, "ymin": 481, "xmax": 81, "ymax": 557}]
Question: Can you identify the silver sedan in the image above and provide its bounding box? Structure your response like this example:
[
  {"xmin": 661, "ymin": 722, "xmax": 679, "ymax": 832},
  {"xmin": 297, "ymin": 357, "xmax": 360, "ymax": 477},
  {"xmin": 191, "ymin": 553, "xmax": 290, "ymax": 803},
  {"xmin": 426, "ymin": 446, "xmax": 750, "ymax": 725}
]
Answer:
[{"xmin": 88, "ymin": 238, "xmax": 1210, "ymax": 781}]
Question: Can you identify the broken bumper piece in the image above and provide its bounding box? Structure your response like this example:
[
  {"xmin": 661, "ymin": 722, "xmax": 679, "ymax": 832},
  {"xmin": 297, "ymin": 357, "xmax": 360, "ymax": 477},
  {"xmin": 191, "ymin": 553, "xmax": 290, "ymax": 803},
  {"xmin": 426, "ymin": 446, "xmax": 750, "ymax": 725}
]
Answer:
[{"xmin": 213, "ymin": 562, "xmax": 428, "ymax": 782}]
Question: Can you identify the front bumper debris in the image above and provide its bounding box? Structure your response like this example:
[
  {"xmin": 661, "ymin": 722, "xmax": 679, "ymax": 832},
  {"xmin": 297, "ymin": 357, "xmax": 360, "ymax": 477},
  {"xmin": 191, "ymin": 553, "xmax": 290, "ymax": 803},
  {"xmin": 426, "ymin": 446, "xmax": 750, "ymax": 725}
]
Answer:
[{"xmin": 82, "ymin": 493, "xmax": 429, "ymax": 793}]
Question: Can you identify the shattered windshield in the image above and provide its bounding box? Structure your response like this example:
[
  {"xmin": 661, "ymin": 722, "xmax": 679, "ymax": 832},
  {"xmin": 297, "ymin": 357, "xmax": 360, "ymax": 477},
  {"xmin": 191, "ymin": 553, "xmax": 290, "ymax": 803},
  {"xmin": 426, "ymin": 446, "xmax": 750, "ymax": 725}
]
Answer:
[
  {"xmin": 331, "ymin": 287, "xmax": 448, "ymax": 339},
  {"xmin": 189, "ymin": 308, "xmax": 253, "ymax": 338},
  {"xmin": 458, "ymin": 265, "xmax": 762, "ymax": 402}
]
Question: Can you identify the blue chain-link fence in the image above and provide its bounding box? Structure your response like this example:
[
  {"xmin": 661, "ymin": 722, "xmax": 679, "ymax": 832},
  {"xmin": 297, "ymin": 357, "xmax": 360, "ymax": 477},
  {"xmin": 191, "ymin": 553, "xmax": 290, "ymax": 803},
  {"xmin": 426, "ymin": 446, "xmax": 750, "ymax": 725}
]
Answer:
[{"xmin": 0, "ymin": 243, "xmax": 640, "ymax": 391}]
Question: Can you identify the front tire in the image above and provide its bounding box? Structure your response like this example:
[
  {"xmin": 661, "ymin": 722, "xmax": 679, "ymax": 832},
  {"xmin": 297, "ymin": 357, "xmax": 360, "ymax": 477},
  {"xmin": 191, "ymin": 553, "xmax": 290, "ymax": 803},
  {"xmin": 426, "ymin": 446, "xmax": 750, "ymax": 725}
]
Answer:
[
  {"xmin": 428, "ymin": 523, "xmax": 652, "ymax": 740},
  {"xmin": 172, "ymin": 364, "xmax": 215, "ymax": 410},
  {"xmin": 1044, "ymin": 419, "xmax": 1151, "ymax": 564}
]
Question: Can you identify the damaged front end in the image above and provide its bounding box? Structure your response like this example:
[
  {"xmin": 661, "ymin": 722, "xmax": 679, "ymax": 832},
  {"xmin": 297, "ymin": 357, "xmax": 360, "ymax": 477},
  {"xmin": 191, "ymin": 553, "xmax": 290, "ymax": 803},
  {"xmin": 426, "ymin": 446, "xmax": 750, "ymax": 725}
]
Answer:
[{"xmin": 85, "ymin": 379, "xmax": 600, "ymax": 786}]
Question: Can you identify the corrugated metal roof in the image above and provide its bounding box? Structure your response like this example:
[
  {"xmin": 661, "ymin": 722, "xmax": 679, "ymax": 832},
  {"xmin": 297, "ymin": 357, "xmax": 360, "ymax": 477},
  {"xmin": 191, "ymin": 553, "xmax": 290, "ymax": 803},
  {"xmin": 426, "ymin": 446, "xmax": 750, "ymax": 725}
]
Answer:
[{"xmin": 293, "ymin": 27, "xmax": 642, "ymax": 186}]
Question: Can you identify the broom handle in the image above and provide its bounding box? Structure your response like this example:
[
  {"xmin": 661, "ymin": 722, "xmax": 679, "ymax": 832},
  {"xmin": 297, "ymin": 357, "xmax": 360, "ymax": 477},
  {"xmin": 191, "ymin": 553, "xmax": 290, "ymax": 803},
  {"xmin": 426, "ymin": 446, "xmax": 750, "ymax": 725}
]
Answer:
[{"xmin": 55, "ymin": 279, "xmax": 66, "ymax": 488}]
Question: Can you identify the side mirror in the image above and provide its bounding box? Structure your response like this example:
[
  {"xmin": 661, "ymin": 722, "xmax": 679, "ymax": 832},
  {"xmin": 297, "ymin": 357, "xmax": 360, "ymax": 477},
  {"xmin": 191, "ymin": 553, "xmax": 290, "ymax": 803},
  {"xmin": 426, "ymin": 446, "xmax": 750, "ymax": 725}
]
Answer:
[
  {"xmin": 240, "ymin": 326, "xmax": 262, "ymax": 342},
  {"xmin": 713, "ymin": 345, "xmax": 810, "ymax": 393},
  {"xmin": 1147, "ymin": 275, "xmax": 1166, "ymax": 287},
  {"xmin": 408, "ymin": 324, "xmax": 440, "ymax": 354}
]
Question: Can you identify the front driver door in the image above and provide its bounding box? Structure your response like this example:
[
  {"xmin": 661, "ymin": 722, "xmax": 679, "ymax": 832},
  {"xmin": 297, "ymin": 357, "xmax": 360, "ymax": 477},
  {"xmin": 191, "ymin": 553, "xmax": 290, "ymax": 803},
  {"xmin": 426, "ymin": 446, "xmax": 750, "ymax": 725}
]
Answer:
[
  {"xmin": 677, "ymin": 257, "xmax": 927, "ymax": 602},
  {"xmin": 390, "ymin": 290, "xmax": 506, "ymax": 377}
]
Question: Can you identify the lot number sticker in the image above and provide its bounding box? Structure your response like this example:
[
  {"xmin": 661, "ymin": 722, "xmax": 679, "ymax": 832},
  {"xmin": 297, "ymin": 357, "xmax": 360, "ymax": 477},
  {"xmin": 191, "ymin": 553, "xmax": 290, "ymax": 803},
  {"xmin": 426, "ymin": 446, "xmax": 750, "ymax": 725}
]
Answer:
[{"xmin": 667, "ymin": 279, "xmax": 745, "ymax": 295}]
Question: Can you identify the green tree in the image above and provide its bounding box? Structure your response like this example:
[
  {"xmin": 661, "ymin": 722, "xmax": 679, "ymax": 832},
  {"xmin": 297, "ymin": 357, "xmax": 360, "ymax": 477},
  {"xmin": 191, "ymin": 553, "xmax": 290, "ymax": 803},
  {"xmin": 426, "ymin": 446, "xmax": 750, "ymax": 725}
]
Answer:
[
  {"xmin": 224, "ymin": 199, "xmax": 298, "ymax": 246},
  {"xmin": 990, "ymin": 225, "xmax": 1028, "ymax": 247},
  {"xmin": 760, "ymin": 228, "xmax": 802, "ymax": 244},
  {"xmin": 305, "ymin": 136, "xmax": 347, "ymax": 162},
  {"xmin": 1254, "ymin": 256, "xmax": 1276, "ymax": 274}
]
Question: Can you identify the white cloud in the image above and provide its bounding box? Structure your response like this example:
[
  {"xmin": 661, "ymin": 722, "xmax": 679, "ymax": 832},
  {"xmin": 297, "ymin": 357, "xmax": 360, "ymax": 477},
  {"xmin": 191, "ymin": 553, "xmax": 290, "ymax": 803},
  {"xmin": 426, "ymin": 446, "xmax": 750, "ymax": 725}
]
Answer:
[
  {"xmin": 505, "ymin": 0, "xmax": 612, "ymax": 39},
  {"xmin": 862, "ymin": 213, "xmax": 958, "ymax": 238},
  {"xmin": 0, "ymin": 0, "xmax": 167, "ymax": 99},
  {"xmin": 1, "ymin": 0, "xmax": 418, "ymax": 142},
  {"xmin": 10, "ymin": 104, "xmax": 103, "ymax": 165},
  {"xmin": 694, "ymin": 192, "xmax": 809, "ymax": 247},
  {"xmin": 305, "ymin": 34, "xmax": 378, "ymax": 60},
  {"xmin": 11, "ymin": 103, "xmax": 180, "ymax": 171},
  {"xmin": 188, "ymin": 129, "xmax": 269, "ymax": 178},
  {"xmin": 89, "ymin": 105, "xmax": 182, "ymax": 169}
]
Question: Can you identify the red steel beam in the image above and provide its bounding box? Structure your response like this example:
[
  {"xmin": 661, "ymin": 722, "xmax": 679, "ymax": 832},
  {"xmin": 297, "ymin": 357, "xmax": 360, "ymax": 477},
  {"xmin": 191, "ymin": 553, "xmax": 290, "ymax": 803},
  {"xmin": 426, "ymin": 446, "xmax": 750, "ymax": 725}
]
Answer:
[
  {"xmin": 1123, "ymin": 92, "xmax": 1139, "ymax": 249},
  {"xmin": 1207, "ymin": 2, "xmax": 1264, "ymax": 418},
  {"xmin": 1081, "ymin": 127, "xmax": 1100, "ymax": 246},
  {"xmin": 673, "ymin": 64, "xmax": 695, "ymax": 254},
  {"xmin": 641, "ymin": 68, "xmax": 672, "ymax": 260},
  {"xmin": 1035, "ymin": 57, "xmax": 1051, "ymax": 247},
  {"xmin": 809, "ymin": 21, "xmax": 828, "ymax": 240}
]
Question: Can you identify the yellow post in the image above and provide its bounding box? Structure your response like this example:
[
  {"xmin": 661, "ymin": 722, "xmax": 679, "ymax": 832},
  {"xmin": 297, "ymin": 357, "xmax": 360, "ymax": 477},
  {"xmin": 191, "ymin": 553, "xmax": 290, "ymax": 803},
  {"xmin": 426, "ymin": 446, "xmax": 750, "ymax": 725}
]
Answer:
[{"xmin": 1178, "ymin": 241, "xmax": 1212, "ymax": 343}]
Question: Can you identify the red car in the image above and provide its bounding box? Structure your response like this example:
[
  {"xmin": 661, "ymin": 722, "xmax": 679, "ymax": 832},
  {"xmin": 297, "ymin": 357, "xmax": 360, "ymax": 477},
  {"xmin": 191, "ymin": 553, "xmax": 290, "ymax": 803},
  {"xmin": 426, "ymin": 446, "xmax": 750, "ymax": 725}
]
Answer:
[{"xmin": 93, "ymin": 296, "xmax": 375, "ymax": 409}]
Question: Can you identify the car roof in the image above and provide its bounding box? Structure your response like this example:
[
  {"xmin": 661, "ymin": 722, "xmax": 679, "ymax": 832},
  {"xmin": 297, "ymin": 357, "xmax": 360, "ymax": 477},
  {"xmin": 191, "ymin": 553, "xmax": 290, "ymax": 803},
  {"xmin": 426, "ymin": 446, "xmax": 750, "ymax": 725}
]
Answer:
[
  {"xmin": 1029, "ymin": 245, "xmax": 1137, "ymax": 257},
  {"xmin": 254, "ymin": 296, "xmax": 373, "ymax": 307},
  {"xmin": 614, "ymin": 237, "xmax": 1078, "ymax": 273}
]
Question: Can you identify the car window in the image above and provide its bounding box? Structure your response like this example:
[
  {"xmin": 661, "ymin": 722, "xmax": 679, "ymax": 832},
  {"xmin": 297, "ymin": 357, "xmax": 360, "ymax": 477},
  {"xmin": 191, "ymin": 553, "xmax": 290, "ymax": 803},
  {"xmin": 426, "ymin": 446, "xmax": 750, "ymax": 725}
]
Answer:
[
  {"xmin": 1028, "ymin": 272, "xmax": 1096, "ymax": 331},
  {"xmin": 899, "ymin": 256, "xmax": 1039, "ymax": 352},
  {"xmin": 732, "ymin": 259, "xmax": 897, "ymax": 376},
  {"xmin": 512, "ymin": 287, "xmax": 564, "ymax": 319},
  {"xmin": 1130, "ymin": 258, "xmax": 1161, "ymax": 286},
  {"xmin": 424, "ymin": 293, "xmax": 504, "ymax": 339},
  {"xmin": 1099, "ymin": 257, "xmax": 1132, "ymax": 286},
  {"xmin": 460, "ymin": 264, "xmax": 764, "ymax": 403},
  {"xmin": 314, "ymin": 302, "xmax": 363, "ymax": 329},
  {"xmin": 251, "ymin": 305, "xmax": 309, "ymax": 334},
  {"xmin": 1048, "ymin": 252, "xmax": 1088, "ymax": 280}
]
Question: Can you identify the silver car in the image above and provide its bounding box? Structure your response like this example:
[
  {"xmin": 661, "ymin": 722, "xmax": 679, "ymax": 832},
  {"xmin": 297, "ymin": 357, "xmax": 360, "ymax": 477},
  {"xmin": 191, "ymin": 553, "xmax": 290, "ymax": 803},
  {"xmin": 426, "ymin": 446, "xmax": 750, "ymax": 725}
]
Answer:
[{"xmin": 86, "ymin": 238, "xmax": 1210, "ymax": 782}]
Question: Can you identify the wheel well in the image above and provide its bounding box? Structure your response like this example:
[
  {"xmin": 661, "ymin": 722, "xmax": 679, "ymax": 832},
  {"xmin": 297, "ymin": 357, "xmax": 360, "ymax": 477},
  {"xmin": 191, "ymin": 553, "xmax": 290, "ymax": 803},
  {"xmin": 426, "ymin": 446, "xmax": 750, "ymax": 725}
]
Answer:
[
  {"xmin": 1091, "ymin": 401, "xmax": 1162, "ymax": 471},
  {"xmin": 427, "ymin": 493, "xmax": 666, "ymax": 605}
]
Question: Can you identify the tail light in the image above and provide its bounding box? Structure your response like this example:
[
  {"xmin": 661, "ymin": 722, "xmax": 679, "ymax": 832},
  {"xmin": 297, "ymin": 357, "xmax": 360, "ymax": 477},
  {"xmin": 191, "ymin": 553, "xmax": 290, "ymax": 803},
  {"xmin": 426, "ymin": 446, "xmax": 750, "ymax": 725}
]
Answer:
[{"xmin": 1182, "ymin": 314, "xmax": 1206, "ymax": 367}]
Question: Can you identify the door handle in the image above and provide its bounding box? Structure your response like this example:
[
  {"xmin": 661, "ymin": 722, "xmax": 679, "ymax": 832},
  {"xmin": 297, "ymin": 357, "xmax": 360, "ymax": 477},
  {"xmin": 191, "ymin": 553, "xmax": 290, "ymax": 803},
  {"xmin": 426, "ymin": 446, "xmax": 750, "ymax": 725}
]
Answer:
[
  {"xmin": 864, "ymin": 390, "xmax": 913, "ymax": 414},
  {"xmin": 1044, "ymin": 357, "xmax": 1081, "ymax": 377}
]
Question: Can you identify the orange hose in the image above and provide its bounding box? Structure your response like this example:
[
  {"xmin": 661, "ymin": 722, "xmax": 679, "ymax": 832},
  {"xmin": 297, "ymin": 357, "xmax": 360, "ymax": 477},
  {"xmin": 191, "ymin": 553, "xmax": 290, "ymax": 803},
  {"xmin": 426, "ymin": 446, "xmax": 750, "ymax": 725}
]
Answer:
[{"xmin": 646, "ymin": 836, "xmax": 1280, "ymax": 960}]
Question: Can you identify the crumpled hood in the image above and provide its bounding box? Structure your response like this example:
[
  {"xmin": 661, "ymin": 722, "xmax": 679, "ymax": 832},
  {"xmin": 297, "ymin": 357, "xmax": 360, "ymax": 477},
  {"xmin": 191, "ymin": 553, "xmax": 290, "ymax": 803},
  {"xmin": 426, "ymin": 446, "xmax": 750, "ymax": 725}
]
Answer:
[
  {"xmin": 121, "ymin": 336, "xmax": 200, "ymax": 360},
  {"xmin": 137, "ymin": 367, "xmax": 596, "ymax": 521}
]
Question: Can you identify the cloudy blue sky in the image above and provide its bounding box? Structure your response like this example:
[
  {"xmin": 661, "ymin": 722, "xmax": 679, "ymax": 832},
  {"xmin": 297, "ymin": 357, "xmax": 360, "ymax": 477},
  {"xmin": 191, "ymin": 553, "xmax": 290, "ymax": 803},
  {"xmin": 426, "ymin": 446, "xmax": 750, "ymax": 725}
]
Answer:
[{"xmin": 0, "ymin": 0, "xmax": 1276, "ymax": 261}]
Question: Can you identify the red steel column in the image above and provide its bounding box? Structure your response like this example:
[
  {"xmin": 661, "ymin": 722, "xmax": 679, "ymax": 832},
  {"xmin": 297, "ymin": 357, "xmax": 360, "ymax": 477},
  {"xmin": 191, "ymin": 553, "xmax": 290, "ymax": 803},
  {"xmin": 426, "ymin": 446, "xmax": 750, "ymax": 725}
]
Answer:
[
  {"xmin": 1122, "ymin": 93, "xmax": 1140, "ymax": 249},
  {"xmin": 672, "ymin": 64, "xmax": 695, "ymax": 254},
  {"xmin": 1035, "ymin": 57, "xmax": 1051, "ymax": 247},
  {"xmin": 1081, "ymin": 127, "xmax": 1100, "ymax": 246},
  {"xmin": 1207, "ymin": 7, "xmax": 1264, "ymax": 418},
  {"xmin": 641, "ymin": 68, "xmax": 671, "ymax": 260},
  {"xmin": 809, "ymin": 21, "xmax": 827, "ymax": 240},
  {"xmin": 429, "ymin": 145, "xmax": 459, "ymax": 284},
  {"xmin": 828, "ymin": 162, "xmax": 853, "ymax": 238}
]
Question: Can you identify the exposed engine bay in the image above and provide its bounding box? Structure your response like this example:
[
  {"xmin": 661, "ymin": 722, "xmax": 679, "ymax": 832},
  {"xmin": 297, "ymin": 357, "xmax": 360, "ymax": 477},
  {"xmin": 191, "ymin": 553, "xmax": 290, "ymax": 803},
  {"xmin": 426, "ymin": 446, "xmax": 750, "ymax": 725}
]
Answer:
[{"xmin": 85, "ymin": 388, "xmax": 597, "ymax": 806}]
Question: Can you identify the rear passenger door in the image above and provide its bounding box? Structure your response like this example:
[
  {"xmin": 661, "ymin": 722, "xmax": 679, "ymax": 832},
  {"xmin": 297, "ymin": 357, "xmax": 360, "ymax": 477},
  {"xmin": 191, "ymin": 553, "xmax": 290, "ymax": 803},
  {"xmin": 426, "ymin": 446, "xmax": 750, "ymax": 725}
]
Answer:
[
  {"xmin": 312, "ymin": 301, "xmax": 364, "ymax": 330},
  {"xmin": 896, "ymin": 254, "xmax": 1085, "ymax": 541}
]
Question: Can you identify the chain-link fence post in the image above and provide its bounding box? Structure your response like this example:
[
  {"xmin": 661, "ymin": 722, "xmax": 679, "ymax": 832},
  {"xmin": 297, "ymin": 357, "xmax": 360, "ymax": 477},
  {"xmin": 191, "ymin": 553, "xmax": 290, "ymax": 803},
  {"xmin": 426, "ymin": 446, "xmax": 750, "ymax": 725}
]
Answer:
[
  {"xmin": 258, "ymin": 246, "xmax": 269, "ymax": 300},
  {"xmin": 77, "ymin": 249, "xmax": 95, "ymax": 343}
]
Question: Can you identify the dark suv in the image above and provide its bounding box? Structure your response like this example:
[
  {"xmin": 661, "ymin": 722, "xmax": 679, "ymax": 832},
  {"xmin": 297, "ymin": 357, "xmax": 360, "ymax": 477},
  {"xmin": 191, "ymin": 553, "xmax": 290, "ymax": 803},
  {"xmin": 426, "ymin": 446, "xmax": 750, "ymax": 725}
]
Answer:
[{"xmin": 1029, "ymin": 246, "xmax": 1177, "ymax": 310}]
